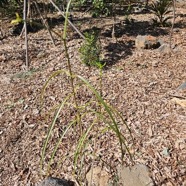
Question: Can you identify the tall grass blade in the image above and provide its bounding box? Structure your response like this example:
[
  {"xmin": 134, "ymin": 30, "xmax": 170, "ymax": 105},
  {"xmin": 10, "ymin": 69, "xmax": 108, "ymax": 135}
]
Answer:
[
  {"xmin": 47, "ymin": 119, "xmax": 77, "ymax": 173},
  {"xmin": 77, "ymin": 75, "xmax": 127, "ymax": 159},
  {"xmin": 41, "ymin": 94, "xmax": 72, "ymax": 168},
  {"xmin": 40, "ymin": 70, "xmax": 70, "ymax": 109}
]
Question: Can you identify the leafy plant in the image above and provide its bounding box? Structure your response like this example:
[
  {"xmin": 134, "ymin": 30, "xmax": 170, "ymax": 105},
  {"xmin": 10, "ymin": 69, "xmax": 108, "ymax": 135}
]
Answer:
[
  {"xmin": 75, "ymin": 0, "xmax": 110, "ymax": 17},
  {"xmin": 0, "ymin": 0, "xmax": 22, "ymax": 17},
  {"xmin": 0, "ymin": 0, "xmax": 21, "ymax": 6},
  {"xmin": 79, "ymin": 27, "xmax": 106, "ymax": 100},
  {"xmin": 40, "ymin": 0, "xmax": 133, "ymax": 184},
  {"xmin": 0, "ymin": 0, "xmax": 7, "ymax": 6},
  {"xmin": 149, "ymin": 0, "xmax": 173, "ymax": 27},
  {"xmin": 79, "ymin": 28, "xmax": 102, "ymax": 68},
  {"xmin": 92, "ymin": 0, "xmax": 110, "ymax": 17}
]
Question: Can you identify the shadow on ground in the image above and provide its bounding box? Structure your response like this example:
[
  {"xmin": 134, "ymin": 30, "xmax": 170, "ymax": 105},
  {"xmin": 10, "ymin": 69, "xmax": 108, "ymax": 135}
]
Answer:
[
  {"xmin": 10, "ymin": 16, "xmax": 66, "ymax": 36},
  {"xmin": 174, "ymin": 21, "xmax": 186, "ymax": 29},
  {"xmin": 103, "ymin": 40, "xmax": 134, "ymax": 68},
  {"xmin": 102, "ymin": 20, "xmax": 169, "ymax": 38}
]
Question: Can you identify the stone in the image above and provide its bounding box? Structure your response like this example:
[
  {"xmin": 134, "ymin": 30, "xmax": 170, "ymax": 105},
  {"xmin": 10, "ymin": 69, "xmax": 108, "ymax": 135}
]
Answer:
[
  {"xmin": 37, "ymin": 177, "xmax": 74, "ymax": 186},
  {"xmin": 176, "ymin": 82, "xmax": 186, "ymax": 91},
  {"xmin": 171, "ymin": 98, "xmax": 186, "ymax": 107},
  {"xmin": 135, "ymin": 35, "xmax": 161, "ymax": 49},
  {"xmin": 86, "ymin": 166, "xmax": 110, "ymax": 186},
  {"xmin": 117, "ymin": 164, "xmax": 154, "ymax": 186},
  {"xmin": 133, "ymin": 6, "xmax": 144, "ymax": 13},
  {"xmin": 173, "ymin": 45, "xmax": 181, "ymax": 53},
  {"xmin": 158, "ymin": 44, "xmax": 171, "ymax": 54},
  {"xmin": 37, "ymin": 51, "xmax": 47, "ymax": 59}
]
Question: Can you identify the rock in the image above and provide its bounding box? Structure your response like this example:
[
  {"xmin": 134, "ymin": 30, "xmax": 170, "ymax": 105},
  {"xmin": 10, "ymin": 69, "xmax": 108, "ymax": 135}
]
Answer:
[
  {"xmin": 86, "ymin": 166, "xmax": 110, "ymax": 186},
  {"xmin": 170, "ymin": 82, "xmax": 186, "ymax": 107},
  {"xmin": 173, "ymin": 45, "xmax": 181, "ymax": 53},
  {"xmin": 158, "ymin": 44, "xmax": 171, "ymax": 54},
  {"xmin": 161, "ymin": 147, "xmax": 170, "ymax": 157},
  {"xmin": 117, "ymin": 164, "xmax": 154, "ymax": 186},
  {"xmin": 171, "ymin": 98, "xmax": 186, "ymax": 107},
  {"xmin": 176, "ymin": 82, "xmax": 186, "ymax": 91},
  {"xmin": 133, "ymin": 6, "xmax": 144, "ymax": 13},
  {"xmin": 37, "ymin": 51, "xmax": 47, "ymax": 58},
  {"xmin": 173, "ymin": 28, "xmax": 180, "ymax": 33},
  {"xmin": 37, "ymin": 177, "xmax": 74, "ymax": 186},
  {"xmin": 158, "ymin": 42, "xmax": 181, "ymax": 54},
  {"xmin": 135, "ymin": 35, "xmax": 161, "ymax": 49}
]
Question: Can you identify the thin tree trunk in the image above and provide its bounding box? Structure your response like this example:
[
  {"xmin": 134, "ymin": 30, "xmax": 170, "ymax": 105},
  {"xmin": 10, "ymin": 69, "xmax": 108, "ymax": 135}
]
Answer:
[
  {"xmin": 34, "ymin": 1, "xmax": 56, "ymax": 46},
  {"xmin": 20, "ymin": 0, "xmax": 30, "ymax": 37},
  {"xmin": 24, "ymin": 0, "xmax": 29, "ymax": 68},
  {"xmin": 169, "ymin": 0, "xmax": 176, "ymax": 50},
  {"xmin": 111, "ymin": 0, "xmax": 117, "ymax": 42}
]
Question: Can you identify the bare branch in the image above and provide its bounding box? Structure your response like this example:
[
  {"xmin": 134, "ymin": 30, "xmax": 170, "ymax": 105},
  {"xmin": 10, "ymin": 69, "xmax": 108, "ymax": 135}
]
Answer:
[
  {"xmin": 169, "ymin": 0, "xmax": 176, "ymax": 50},
  {"xmin": 24, "ymin": 0, "xmax": 29, "ymax": 68},
  {"xmin": 48, "ymin": 0, "xmax": 85, "ymax": 40},
  {"xmin": 34, "ymin": 1, "xmax": 56, "ymax": 46}
]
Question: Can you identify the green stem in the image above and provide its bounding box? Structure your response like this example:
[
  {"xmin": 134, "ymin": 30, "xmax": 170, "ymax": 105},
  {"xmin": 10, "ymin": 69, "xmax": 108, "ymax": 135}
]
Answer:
[
  {"xmin": 62, "ymin": 0, "xmax": 82, "ymax": 133},
  {"xmin": 63, "ymin": 38, "xmax": 82, "ymax": 134},
  {"xmin": 63, "ymin": 0, "xmax": 83, "ymax": 134},
  {"xmin": 99, "ymin": 67, "xmax": 103, "ymax": 97},
  {"xmin": 98, "ymin": 67, "xmax": 103, "ymax": 113}
]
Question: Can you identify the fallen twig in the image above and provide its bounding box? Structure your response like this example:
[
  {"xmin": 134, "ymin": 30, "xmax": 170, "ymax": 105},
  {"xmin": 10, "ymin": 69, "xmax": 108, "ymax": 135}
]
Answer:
[
  {"xmin": 169, "ymin": 94, "xmax": 186, "ymax": 100},
  {"xmin": 169, "ymin": 0, "xmax": 176, "ymax": 50}
]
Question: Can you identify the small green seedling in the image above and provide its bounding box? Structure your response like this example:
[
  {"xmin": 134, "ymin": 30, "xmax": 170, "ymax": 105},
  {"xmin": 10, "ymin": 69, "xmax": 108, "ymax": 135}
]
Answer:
[{"xmin": 149, "ymin": 0, "xmax": 172, "ymax": 27}]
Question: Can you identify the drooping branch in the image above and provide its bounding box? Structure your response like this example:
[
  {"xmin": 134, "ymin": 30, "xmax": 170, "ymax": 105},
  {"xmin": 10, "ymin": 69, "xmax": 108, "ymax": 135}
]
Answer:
[{"xmin": 48, "ymin": 0, "xmax": 85, "ymax": 40}]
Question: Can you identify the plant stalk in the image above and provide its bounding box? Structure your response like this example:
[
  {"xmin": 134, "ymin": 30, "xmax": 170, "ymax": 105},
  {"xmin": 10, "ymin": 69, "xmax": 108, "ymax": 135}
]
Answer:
[{"xmin": 62, "ymin": 0, "xmax": 82, "ymax": 134}]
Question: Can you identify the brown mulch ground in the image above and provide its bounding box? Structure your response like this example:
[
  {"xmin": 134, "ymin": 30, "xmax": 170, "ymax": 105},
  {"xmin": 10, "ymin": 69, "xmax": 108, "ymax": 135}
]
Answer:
[{"xmin": 0, "ymin": 6, "xmax": 186, "ymax": 186}]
